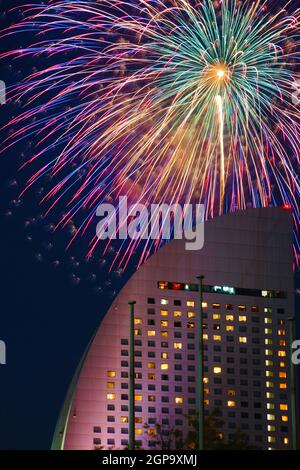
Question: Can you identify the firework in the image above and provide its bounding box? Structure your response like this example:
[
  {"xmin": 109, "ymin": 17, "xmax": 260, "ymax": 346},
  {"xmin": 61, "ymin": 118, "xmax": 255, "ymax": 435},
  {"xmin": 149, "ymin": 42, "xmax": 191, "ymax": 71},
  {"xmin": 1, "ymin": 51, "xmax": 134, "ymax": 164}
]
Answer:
[{"xmin": 1, "ymin": 0, "xmax": 299, "ymax": 268}]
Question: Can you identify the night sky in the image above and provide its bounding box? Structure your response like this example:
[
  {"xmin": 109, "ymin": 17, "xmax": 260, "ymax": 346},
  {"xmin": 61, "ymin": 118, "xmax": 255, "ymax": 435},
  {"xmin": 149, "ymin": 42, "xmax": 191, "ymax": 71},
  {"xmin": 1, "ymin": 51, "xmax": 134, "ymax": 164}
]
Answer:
[{"xmin": 0, "ymin": 0, "xmax": 299, "ymax": 450}]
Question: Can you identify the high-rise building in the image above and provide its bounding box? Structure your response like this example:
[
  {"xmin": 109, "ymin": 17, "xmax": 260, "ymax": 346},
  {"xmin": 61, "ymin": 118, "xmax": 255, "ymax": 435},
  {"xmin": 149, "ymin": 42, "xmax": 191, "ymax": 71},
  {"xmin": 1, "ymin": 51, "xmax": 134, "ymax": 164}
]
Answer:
[{"xmin": 52, "ymin": 208, "xmax": 296, "ymax": 450}]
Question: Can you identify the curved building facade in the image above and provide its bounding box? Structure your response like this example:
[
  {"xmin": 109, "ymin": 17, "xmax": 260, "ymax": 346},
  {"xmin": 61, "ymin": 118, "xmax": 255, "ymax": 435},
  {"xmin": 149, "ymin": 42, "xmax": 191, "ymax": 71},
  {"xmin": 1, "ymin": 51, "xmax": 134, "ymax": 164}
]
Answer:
[{"xmin": 52, "ymin": 208, "xmax": 295, "ymax": 450}]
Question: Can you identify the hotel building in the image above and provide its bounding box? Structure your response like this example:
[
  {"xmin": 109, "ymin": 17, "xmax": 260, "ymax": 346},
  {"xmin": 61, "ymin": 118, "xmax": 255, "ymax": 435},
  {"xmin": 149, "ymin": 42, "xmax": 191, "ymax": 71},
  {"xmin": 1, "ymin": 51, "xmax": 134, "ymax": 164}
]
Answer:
[{"xmin": 52, "ymin": 208, "xmax": 296, "ymax": 450}]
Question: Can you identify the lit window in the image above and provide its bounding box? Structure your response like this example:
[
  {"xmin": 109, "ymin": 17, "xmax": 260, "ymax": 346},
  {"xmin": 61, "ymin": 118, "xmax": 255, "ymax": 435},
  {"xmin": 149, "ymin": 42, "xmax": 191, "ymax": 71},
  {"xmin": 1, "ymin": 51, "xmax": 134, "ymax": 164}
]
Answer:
[
  {"xmin": 226, "ymin": 325, "xmax": 234, "ymax": 332},
  {"xmin": 268, "ymin": 436, "xmax": 276, "ymax": 443},
  {"xmin": 158, "ymin": 281, "xmax": 168, "ymax": 290},
  {"xmin": 204, "ymin": 399, "xmax": 210, "ymax": 406},
  {"xmin": 266, "ymin": 381, "xmax": 274, "ymax": 388},
  {"xmin": 239, "ymin": 305, "xmax": 246, "ymax": 311},
  {"xmin": 264, "ymin": 318, "xmax": 272, "ymax": 324},
  {"xmin": 213, "ymin": 314, "xmax": 221, "ymax": 320},
  {"xmin": 187, "ymin": 321, "xmax": 195, "ymax": 329},
  {"xmin": 161, "ymin": 299, "xmax": 169, "ymax": 305},
  {"xmin": 161, "ymin": 363, "xmax": 169, "ymax": 370},
  {"xmin": 264, "ymin": 307, "xmax": 272, "ymax": 313},
  {"xmin": 202, "ymin": 302, "xmax": 208, "ymax": 308},
  {"xmin": 226, "ymin": 314, "xmax": 234, "ymax": 321},
  {"xmin": 268, "ymin": 425, "xmax": 276, "ymax": 432},
  {"xmin": 204, "ymin": 387, "xmax": 209, "ymax": 395},
  {"xmin": 174, "ymin": 342, "xmax": 182, "ymax": 350},
  {"xmin": 107, "ymin": 371, "xmax": 116, "ymax": 378},
  {"xmin": 266, "ymin": 392, "xmax": 274, "ymax": 399},
  {"xmin": 161, "ymin": 352, "xmax": 168, "ymax": 359},
  {"xmin": 187, "ymin": 312, "xmax": 195, "ymax": 318},
  {"xmin": 160, "ymin": 320, "xmax": 168, "ymax": 327},
  {"xmin": 278, "ymin": 351, "xmax": 286, "ymax": 357},
  {"xmin": 175, "ymin": 397, "xmax": 183, "ymax": 404},
  {"xmin": 160, "ymin": 310, "xmax": 168, "ymax": 317},
  {"xmin": 265, "ymin": 360, "xmax": 273, "ymax": 367},
  {"xmin": 107, "ymin": 382, "xmax": 115, "ymax": 389},
  {"xmin": 265, "ymin": 328, "xmax": 272, "ymax": 335},
  {"xmin": 279, "ymin": 361, "xmax": 286, "ymax": 368},
  {"xmin": 135, "ymin": 395, "xmax": 143, "ymax": 401},
  {"xmin": 265, "ymin": 339, "xmax": 273, "ymax": 345},
  {"xmin": 278, "ymin": 329, "xmax": 286, "ymax": 336},
  {"xmin": 107, "ymin": 393, "xmax": 115, "ymax": 400},
  {"xmin": 281, "ymin": 415, "xmax": 288, "ymax": 422},
  {"xmin": 187, "ymin": 301, "xmax": 195, "ymax": 307},
  {"xmin": 148, "ymin": 330, "xmax": 156, "ymax": 337},
  {"xmin": 213, "ymin": 367, "xmax": 222, "ymax": 374},
  {"xmin": 161, "ymin": 331, "xmax": 168, "ymax": 337},
  {"xmin": 135, "ymin": 429, "xmax": 143, "ymax": 435},
  {"xmin": 266, "ymin": 371, "xmax": 274, "ymax": 377},
  {"xmin": 279, "ymin": 340, "xmax": 286, "ymax": 347},
  {"xmin": 227, "ymin": 401, "xmax": 236, "ymax": 407},
  {"xmin": 213, "ymin": 335, "xmax": 221, "ymax": 341},
  {"xmin": 135, "ymin": 417, "xmax": 142, "ymax": 424},
  {"xmin": 279, "ymin": 383, "xmax": 287, "ymax": 389},
  {"xmin": 227, "ymin": 390, "xmax": 236, "ymax": 397},
  {"xmin": 134, "ymin": 318, "xmax": 142, "ymax": 325},
  {"xmin": 134, "ymin": 329, "xmax": 142, "ymax": 336},
  {"xmin": 267, "ymin": 403, "xmax": 275, "ymax": 410},
  {"xmin": 148, "ymin": 428, "xmax": 157, "ymax": 436},
  {"xmin": 147, "ymin": 362, "xmax": 155, "ymax": 369},
  {"xmin": 212, "ymin": 303, "xmax": 221, "ymax": 309},
  {"xmin": 203, "ymin": 377, "xmax": 209, "ymax": 384},
  {"xmin": 280, "ymin": 404, "xmax": 288, "ymax": 411},
  {"xmin": 284, "ymin": 437, "xmax": 289, "ymax": 445},
  {"xmin": 120, "ymin": 416, "xmax": 128, "ymax": 423},
  {"xmin": 279, "ymin": 371, "xmax": 287, "ymax": 378},
  {"xmin": 267, "ymin": 414, "xmax": 275, "ymax": 421},
  {"xmin": 239, "ymin": 337, "xmax": 247, "ymax": 344},
  {"xmin": 148, "ymin": 373, "xmax": 156, "ymax": 380},
  {"xmin": 239, "ymin": 316, "xmax": 247, "ymax": 322},
  {"xmin": 265, "ymin": 349, "xmax": 273, "ymax": 356},
  {"xmin": 203, "ymin": 334, "xmax": 208, "ymax": 340},
  {"xmin": 174, "ymin": 311, "xmax": 182, "ymax": 317}
]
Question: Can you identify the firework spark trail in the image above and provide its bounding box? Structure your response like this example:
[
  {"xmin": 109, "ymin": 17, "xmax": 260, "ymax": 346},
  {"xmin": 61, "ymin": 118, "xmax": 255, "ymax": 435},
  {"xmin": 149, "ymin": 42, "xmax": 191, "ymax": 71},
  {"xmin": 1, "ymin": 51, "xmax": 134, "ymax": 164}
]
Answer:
[
  {"xmin": 1, "ymin": 0, "xmax": 299, "ymax": 269},
  {"xmin": 215, "ymin": 94, "xmax": 225, "ymax": 213}
]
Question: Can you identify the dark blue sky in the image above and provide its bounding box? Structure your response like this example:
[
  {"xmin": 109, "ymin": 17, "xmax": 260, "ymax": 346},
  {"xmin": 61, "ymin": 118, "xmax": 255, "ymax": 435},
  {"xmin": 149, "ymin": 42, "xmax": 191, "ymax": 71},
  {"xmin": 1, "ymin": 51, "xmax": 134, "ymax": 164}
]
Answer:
[{"xmin": 0, "ymin": 0, "xmax": 299, "ymax": 450}]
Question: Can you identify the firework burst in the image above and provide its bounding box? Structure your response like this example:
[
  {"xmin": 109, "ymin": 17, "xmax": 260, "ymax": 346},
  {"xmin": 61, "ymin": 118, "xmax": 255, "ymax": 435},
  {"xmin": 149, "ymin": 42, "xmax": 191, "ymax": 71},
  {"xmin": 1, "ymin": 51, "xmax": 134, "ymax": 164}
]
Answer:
[{"xmin": 1, "ymin": 0, "xmax": 300, "ymax": 268}]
